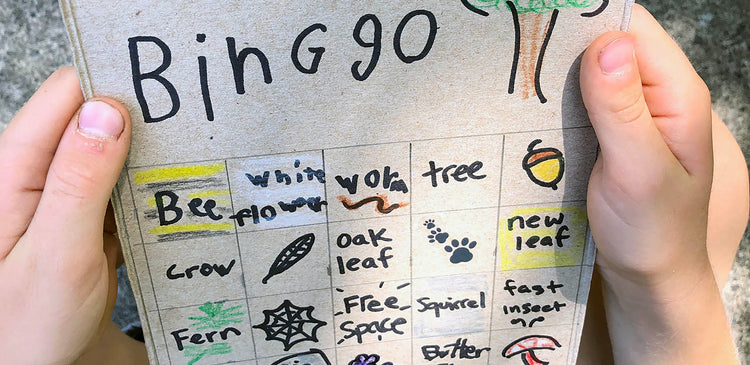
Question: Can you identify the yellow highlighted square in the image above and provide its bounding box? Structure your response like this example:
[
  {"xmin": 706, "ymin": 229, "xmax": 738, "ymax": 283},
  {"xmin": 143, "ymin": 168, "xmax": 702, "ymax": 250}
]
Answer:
[{"xmin": 499, "ymin": 206, "xmax": 587, "ymax": 270}]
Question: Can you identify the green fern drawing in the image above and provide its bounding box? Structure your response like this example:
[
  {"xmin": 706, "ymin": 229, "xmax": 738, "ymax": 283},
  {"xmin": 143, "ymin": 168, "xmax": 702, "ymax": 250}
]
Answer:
[
  {"xmin": 188, "ymin": 301, "xmax": 245, "ymax": 331},
  {"xmin": 182, "ymin": 301, "xmax": 245, "ymax": 364},
  {"xmin": 184, "ymin": 343, "xmax": 232, "ymax": 365}
]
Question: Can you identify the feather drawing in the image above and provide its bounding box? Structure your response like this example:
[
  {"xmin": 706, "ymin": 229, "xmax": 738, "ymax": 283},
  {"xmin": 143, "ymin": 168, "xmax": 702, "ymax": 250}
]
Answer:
[{"xmin": 262, "ymin": 233, "xmax": 316, "ymax": 284}]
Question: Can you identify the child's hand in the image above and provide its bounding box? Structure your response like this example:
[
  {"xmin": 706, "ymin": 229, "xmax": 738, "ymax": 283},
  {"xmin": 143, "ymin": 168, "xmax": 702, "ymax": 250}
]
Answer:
[
  {"xmin": 581, "ymin": 4, "xmax": 738, "ymax": 364},
  {"xmin": 0, "ymin": 67, "xmax": 139, "ymax": 363},
  {"xmin": 584, "ymin": 4, "xmax": 714, "ymax": 298}
]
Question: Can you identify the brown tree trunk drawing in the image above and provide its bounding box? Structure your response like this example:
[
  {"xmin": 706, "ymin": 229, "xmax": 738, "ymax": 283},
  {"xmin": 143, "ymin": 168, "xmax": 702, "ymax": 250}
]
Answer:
[
  {"xmin": 516, "ymin": 12, "xmax": 546, "ymax": 100},
  {"xmin": 507, "ymin": 4, "xmax": 560, "ymax": 104},
  {"xmin": 461, "ymin": 0, "xmax": 611, "ymax": 104}
]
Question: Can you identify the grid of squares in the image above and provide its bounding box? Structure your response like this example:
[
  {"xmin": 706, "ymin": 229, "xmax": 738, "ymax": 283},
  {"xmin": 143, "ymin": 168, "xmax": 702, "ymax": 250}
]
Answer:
[{"xmin": 121, "ymin": 127, "xmax": 598, "ymax": 365}]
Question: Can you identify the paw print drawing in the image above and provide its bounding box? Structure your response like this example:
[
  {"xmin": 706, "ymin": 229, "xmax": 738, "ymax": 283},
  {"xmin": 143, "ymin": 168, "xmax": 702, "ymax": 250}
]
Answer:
[
  {"xmin": 445, "ymin": 238, "xmax": 477, "ymax": 264},
  {"xmin": 423, "ymin": 219, "xmax": 477, "ymax": 264},
  {"xmin": 424, "ymin": 219, "xmax": 450, "ymax": 244}
]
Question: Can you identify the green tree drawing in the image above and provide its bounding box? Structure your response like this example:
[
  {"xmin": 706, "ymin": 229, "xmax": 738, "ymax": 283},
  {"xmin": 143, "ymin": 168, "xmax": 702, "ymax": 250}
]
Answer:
[{"xmin": 463, "ymin": 0, "xmax": 609, "ymax": 103}]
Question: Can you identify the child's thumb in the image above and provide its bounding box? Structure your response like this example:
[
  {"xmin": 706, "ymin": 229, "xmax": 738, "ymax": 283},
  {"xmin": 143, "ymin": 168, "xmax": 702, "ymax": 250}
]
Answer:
[
  {"xmin": 580, "ymin": 32, "xmax": 674, "ymax": 175},
  {"xmin": 26, "ymin": 99, "xmax": 131, "ymax": 254}
]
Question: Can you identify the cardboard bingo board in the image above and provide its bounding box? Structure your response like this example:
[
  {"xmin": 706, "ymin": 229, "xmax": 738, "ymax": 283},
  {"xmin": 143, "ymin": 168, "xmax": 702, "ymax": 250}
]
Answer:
[{"xmin": 61, "ymin": 1, "xmax": 634, "ymax": 364}]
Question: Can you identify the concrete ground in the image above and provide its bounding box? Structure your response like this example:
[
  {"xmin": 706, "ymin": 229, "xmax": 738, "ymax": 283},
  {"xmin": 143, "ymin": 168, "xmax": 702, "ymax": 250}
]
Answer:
[{"xmin": 1, "ymin": 0, "xmax": 748, "ymax": 362}]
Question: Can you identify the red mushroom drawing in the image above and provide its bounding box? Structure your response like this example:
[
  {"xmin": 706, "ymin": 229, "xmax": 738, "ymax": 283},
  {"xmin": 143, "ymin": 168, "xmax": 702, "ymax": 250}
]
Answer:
[{"xmin": 502, "ymin": 335, "xmax": 562, "ymax": 365}]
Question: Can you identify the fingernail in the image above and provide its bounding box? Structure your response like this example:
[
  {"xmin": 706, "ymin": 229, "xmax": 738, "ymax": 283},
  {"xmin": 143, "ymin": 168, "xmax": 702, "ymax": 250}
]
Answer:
[
  {"xmin": 77, "ymin": 101, "xmax": 124, "ymax": 140},
  {"xmin": 599, "ymin": 37, "xmax": 635, "ymax": 75}
]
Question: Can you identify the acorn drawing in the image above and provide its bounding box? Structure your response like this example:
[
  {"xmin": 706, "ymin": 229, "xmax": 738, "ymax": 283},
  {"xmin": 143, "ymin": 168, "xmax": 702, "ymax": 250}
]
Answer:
[{"xmin": 522, "ymin": 139, "xmax": 565, "ymax": 190}]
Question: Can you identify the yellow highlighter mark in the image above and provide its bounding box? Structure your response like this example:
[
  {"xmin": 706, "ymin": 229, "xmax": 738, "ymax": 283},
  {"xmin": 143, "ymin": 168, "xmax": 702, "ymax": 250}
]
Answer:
[
  {"xmin": 500, "ymin": 206, "xmax": 587, "ymax": 271},
  {"xmin": 188, "ymin": 190, "xmax": 231, "ymax": 199},
  {"xmin": 134, "ymin": 163, "xmax": 226, "ymax": 184},
  {"xmin": 149, "ymin": 222, "xmax": 234, "ymax": 235},
  {"xmin": 209, "ymin": 199, "xmax": 232, "ymax": 206}
]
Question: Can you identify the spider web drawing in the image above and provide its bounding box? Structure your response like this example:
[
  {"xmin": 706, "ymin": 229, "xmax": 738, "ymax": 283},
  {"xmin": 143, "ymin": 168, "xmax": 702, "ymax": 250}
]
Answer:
[{"xmin": 253, "ymin": 299, "xmax": 327, "ymax": 350}]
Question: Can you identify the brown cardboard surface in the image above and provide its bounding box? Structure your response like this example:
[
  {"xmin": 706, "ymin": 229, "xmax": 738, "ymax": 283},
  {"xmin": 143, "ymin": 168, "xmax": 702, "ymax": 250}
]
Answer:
[{"xmin": 61, "ymin": 1, "xmax": 634, "ymax": 364}]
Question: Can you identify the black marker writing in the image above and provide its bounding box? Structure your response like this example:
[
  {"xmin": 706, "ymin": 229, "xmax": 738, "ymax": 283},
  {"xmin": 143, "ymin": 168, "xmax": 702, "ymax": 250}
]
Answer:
[
  {"xmin": 171, "ymin": 327, "xmax": 241, "ymax": 351},
  {"xmin": 393, "ymin": 10, "xmax": 438, "ymax": 64},
  {"xmin": 196, "ymin": 33, "xmax": 214, "ymax": 121},
  {"xmin": 127, "ymin": 10, "xmax": 436, "ymax": 124},
  {"xmin": 166, "ymin": 260, "xmax": 235, "ymax": 280},
  {"xmin": 335, "ymin": 166, "xmax": 408, "ymax": 194},
  {"xmin": 336, "ymin": 246, "xmax": 393, "ymax": 275},
  {"xmin": 245, "ymin": 160, "xmax": 325, "ymax": 188},
  {"xmin": 422, "ymin": 338, "xmax": 491, "ymax": 361},
  {"xmin": 422, "ymin": 160, "xmax": 486, "ymax": 187},
  {"xmin": 507, "ymin": 212, "xmax": 570, "ymax": 251},
  {"xmin": 155, "ymin": 191, "xmax": 224, "ymax": 225},
  {"xmin": 292, "ymin": 23, "xmax": 327, "ymax": 74},
  {"xmin": 351, "ymin": 14, "xmax": 382, "ymax": 81},
  {"xmin": 339, "ymin": 318, "xmax": 408, "ymax": 345},
  {"xmin": 226, "ymin": 36, "xmax": 272, "ymax": 94},
  {"xmin": 502, "ymin": 301, "xmax": 567, "ymax": 315},
  {"xmin": 278, "ymin": 197, "xmax": 327, "ymax": 213},
  {"xmin": 416, "ymin": 291, "xmax": 486, "ymax": 318},
  {"xmin": 503, "ymin": 279, "xmax": 563, "ymax": 296},
  {"xmin": 128, "ymin": 36, "xmax": 180, "ymax": 123},
  {"xmin": 337, "ymin": 228, "xmax": 392, "ymax": 248},
  {"xmin": 343, "ymin": 294, "xmax": 404, "ymax": 314}
]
